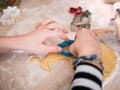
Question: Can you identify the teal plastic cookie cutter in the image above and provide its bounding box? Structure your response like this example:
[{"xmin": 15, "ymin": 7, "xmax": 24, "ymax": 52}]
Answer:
[{"xmin": 58, "ymin": 40, "xmax": 74, "ymax": 56}]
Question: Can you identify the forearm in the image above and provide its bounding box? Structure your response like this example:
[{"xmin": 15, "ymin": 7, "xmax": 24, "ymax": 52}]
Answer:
[
  {"xmin": 0, "ymin": 36, "xmax": 23, "ymax": 53},
  {"xmin": 72, "ymin": 53, "xmax": 103, "ymax": 90},
  {"xmin": 72, "ymin": 62, "xmax": 103, "ymax": 90}
]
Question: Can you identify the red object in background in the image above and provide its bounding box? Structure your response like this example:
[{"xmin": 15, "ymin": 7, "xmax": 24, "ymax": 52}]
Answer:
[
  {"xmin": 69, "ymin": 6, "xmax": 83, "ymax": 15},
  {"xmin": 6, "ymin": 0, "xmax": 16, "ymax": 5}
]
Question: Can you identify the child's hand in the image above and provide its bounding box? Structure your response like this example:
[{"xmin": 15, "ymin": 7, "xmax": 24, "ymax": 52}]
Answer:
[{"xmin": 70, "ymin": 28, "xmax": 102, "ymax": 60}]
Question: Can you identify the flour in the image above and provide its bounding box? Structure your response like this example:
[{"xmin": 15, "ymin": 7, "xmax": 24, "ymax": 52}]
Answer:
[
  {"xmin": 0, "ymin": 0, "xmax": 119, "ymax": 90},
  {"xmin": 6, "ymin": 0, "xmax": 114, "ymax": 36}
]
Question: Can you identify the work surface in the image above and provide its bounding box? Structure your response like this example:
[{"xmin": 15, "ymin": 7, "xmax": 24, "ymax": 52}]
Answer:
[{"xmin": 0, "ymin": 0, "xmax": 120, "ymax": 90}]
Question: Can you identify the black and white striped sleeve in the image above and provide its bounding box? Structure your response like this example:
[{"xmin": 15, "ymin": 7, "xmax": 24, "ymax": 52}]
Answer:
[{"xmin": 72, "ymin": 62, "xmax": 103, "ymax": 90}]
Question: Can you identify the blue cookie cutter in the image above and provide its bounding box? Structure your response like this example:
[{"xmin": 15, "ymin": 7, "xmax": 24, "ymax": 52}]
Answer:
[{"xmin": 58, "ymin": 40, "xmax": 74, "ymax": 56}]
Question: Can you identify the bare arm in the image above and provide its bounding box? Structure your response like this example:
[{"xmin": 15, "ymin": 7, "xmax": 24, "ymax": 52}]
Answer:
[
  {"xmin": 0, "ymin": 36, "xmax": 23, "ymax": 53},
  {"xmin": 0, "ymin": 20, "xmax": 69, "ymax": 54}
]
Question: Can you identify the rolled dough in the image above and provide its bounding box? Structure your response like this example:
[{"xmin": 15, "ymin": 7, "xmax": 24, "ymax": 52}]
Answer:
[{"xmin": 29, "ymin": 43, "xmax": 117, "ymax": 80}]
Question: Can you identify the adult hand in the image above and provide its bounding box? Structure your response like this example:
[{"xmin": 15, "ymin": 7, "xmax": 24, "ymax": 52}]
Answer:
[
  {"xmin": 17, "ymin": 20, "xmax": 69, "ymax": 54},
  {"xmin": 70, "ymin": 28, "xmax": 102, "ymax": 60}
]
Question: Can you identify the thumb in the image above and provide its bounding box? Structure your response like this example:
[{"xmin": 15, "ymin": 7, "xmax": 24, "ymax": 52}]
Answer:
[
  {"xmin": 44, "ymin": 45, "xmax": 62, "ymax": 53},
  {"xmin": 69, "ymin": 43, "xmax": 78, "ymax": 57}
]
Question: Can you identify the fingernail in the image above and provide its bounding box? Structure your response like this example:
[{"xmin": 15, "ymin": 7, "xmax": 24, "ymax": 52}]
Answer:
[
  {"xmin": 57, "ymin": 47, "xmax": 62, "ymax": 52},
  {"xmin": 66, "ymin": 37, "xmax": 70, "ymax": 41}
]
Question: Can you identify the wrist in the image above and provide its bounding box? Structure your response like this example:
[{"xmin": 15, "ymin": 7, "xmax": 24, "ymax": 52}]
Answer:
[
  {"xmin": 0, "ymin": 35, "xmax": 24, "ymax": 53},
  {"xmin": 13, "ymin": 35, "xmax": 28, "ymax": 51},
  {"xmin": 78, "ymin": 52, "xmax": 101, "ymax": 60},
  {"xmin": 8, "ymin": 35, "xmax": 25, "ymax": 51},
  {"xmin": 73, "ymin": 54, "xmax": 103, "ymax": 71},
  {"xmin": 89, "ymin": 61, "xmax": 103, "ymax": 71}
]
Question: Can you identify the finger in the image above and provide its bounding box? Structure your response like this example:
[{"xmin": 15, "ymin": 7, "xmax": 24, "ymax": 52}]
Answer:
[
  {"xmin": 43, "ymin": 45, "xmax": 62, "ymax": 53},
  {"xmin": 69, "ymin": 43, "xmax": 78, "ymax": 57},
  {"xmin": 80, "ymin": 29, "xmax": 101, "ymax": 47},
  {"xmin": 79, "ymin": 28, "xmax": 100, "ymax": 42},
  {"xmin": 57, "ymin": 33, "xmax": 70, "ymax": 41},
  {"xmin": 89, "ymin": 31, "xmax": 101, "ymax": 49},
  {"xmin": 75, "ymin": 28, "xmax": 89, "ymax": 40},
  {"xmin": 54, "ymin": 30, "xmax": 70, "ymax": 41},
  {"xmin": 90, "ymin": 31, "xmax": 100, "ymax": 42},
  {"xmin": 35, "ymin": 22, "xmax": 41, "ymax": 29},
  {"xmin": 76, "ymin": 28, "xmax": 87, "ymax": 36},
  {"xmin": 41, "ymin": 19, "xmax": 69, "ymax": 34},
  {"xmin": 41, "ymin": 19, "xmax": 55, "ymax": 25},
  {"xmin": 76, "ymin": 28, "xmax": 97, "ymax": 41},
  {"xmin": 40, "ymin": 30, "xmax": 69, "ymax": 42},
  {"xmin": 35, "ymin": 19, "xmax": 55, "ymax": 30},
  {"xmin": 46, "ymin": 22, "xmax": 69, "ymax": 34},
  {"xmin": 45, "ymin": 30, "xmax": 69, "ymax": 41}
]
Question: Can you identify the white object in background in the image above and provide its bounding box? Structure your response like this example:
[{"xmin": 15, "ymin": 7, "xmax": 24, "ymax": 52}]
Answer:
[
  {"xmin": 114, "ymin": 2, "xmax": 120, "ymax": 10},
  {"xmin": 0, "ymin": 6, "xmax": 20, "ymax": 25}
]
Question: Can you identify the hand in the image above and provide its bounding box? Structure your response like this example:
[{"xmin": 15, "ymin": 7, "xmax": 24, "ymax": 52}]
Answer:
[
  {"xmin": 70, "ymin": 28, "xmax": 102, "ymax": 60},
  {"xmin": 17, "ymin": 20, "xmax": 69, "ymax": 54}
]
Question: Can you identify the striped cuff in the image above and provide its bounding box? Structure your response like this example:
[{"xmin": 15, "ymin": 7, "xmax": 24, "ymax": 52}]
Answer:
[{"xmin": 72, "ymin": 62, "xmax": 103, "ymax": 90}]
